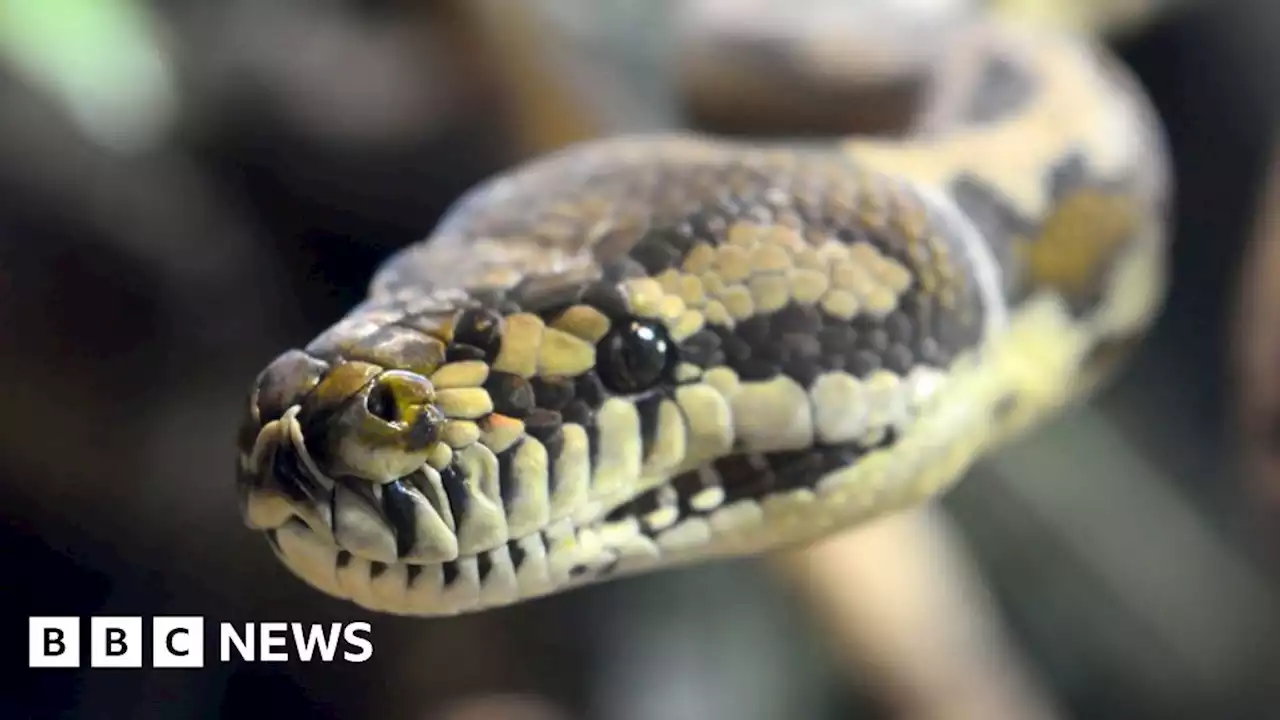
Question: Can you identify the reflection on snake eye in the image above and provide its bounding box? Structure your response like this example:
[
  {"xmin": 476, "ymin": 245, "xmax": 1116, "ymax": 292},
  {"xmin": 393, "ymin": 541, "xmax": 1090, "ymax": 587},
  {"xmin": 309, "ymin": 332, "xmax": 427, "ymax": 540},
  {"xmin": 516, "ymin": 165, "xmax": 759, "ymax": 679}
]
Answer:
[{"xmin": 597, "ymin": 318, "xmax": 675, "ymax": 394}]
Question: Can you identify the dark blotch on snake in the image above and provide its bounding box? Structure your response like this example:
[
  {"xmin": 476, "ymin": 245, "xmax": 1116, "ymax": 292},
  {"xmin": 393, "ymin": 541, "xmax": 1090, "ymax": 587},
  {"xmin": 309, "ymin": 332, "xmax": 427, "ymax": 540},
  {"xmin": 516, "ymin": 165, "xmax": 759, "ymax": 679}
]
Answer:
[
  {"xmin": 680, "ymin": 329, "xmax": 724, "ymax": 368},
  {"xmin": 530, "ymin": 376, "xmax": 575, "ymax": 410},
  {"xmin": 369, "ymin": 561, "xmax": 388, "ymax": 579},
  {"xmin": 712, "ymin": 326, "xmax": 751, "ymax": 366},
  {"xmin": 452, "ymin": 308, "xmax": 503, "ymax": 361},
  {"xmin": 405, "ymin": 406, "xmax": 444, "ymax": 449},
  {"xmin": 629, "ymin": 228, "xmax": 686, "ymax": 275},
  {"xmin": 380, "ymin": 479, "xmax": 419, "ymax": 558},
  {"xmin": 884, "ymin": 344, "xmax": 915, "ymax": 375},
  {"xmin": 884, "ymin": 308, "xmax": 914, "ymax": 343},
  {"xmin": 782, "ymin": 334, "xmax": 824, "ymax": 387},
  {"xmin": 573, "ymin": 372, "xmax": 606, "ymax": 408},
  {"xmin": 604, "ymin": 490, "xmax": 662, "ymax": 526},
  {"xmin": 495, "ymin": 441, "xmax": 522, "ymax": 507},
  {"xmin": 336, "ymin": 549, "xmax": 353, "ymax": 568},
  {"xmin": 776, "ymin": 303, "xmax": 823, "ymax": 335},
  {"xmin": 441, "ymin": 560, "xmax": 460, "ymax": 586},
  {"xmin": 818, "ymin": 324, "xmax": 856, "ymax": 354},
  {"xmin": 962, "ymin": 54, "xmax": 1037, "ymax": 125},
  {"xmin": 1048, "ymin": 153, "xmax": 1091, "ymax": 200},
  {"xmin": 737, "ymin": 314, "xmax": 772, "ymax": 346},
  {"xmin": 507, "ymin": 540, "xmax": 527, "ymax": 571},
  {"xmin": 580, "ymin": 282, "xmax": 630, "ymax": 319},
  {"xmin": 950, "ymin": 176, "xmax": 1028, "ymax": 299},
  {"xmin": 766, "ymin": 449, "xmax": 834, "ymax": 493},
  {"xmin": 484, "ymin": 372, "xmax": 536, "ymax": 419},
  {"xmin": 477, "ymin": 552, "xmax": 494, "ymax": 582},
  {"xmin": 849, "ymin": 350, "xmax": 882, "ymax": 377},
  {"xmin": 439, "ymin": 462, "xmax": 470, "ymax": 528},
  {"xmin": 634, "ymin": 394, "xmax": 663, "ymax": 462},
  {"xmin": 714, "ymin": 454, "xmax": 776, "ymax": 507},
  {"xmin": 509, "ymin": 274, "xmax": 585, "ymax": 315},
  {"xmin": 525, "ymin": 410, "xmax": 564, "ymax": 454},
  {"xmin": 737, "ymin": 313, "xmax": 782, "ymax": 374},
  {"xmin": 270, "ymin": 442, "xmax": 319, "ymax": 504},
  {"xmin": 674, "ymin": 469, "xmax": 722, "ymax": 518},
  {"xmin": 561, "ymin": 399, "xmax": 600, "ymax": 469},
  {"xmin": 709, "ymin": 317, "xmax": 775, "ymax": 381},
  {"xmin": 446, "ymin": 343, "xmax": 490, "ymax": 363}
]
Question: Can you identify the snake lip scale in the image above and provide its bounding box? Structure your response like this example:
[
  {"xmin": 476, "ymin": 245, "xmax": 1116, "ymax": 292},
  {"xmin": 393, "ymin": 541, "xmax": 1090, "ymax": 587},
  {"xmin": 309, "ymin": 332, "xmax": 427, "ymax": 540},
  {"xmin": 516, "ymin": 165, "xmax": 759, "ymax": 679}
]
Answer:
[{"xmin": 234, "ymin": 19, "xmax": 1171, "ymax": 617}]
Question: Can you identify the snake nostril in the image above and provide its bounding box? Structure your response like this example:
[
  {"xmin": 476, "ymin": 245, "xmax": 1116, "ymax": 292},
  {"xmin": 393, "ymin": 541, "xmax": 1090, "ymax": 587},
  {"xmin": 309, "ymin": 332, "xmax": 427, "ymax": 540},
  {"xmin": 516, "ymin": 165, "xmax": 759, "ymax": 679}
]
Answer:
[{"xmin": 366, "ymin": 381, "xmax": 400, "ymax": 425}]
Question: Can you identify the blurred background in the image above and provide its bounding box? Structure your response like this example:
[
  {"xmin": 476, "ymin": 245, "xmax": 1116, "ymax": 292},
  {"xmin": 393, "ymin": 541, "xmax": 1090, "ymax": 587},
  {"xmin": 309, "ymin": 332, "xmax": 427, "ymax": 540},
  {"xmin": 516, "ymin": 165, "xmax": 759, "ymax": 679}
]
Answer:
[{"xmin": 5, "ymin": 0, "xmax": 1280, "ymax": 718}]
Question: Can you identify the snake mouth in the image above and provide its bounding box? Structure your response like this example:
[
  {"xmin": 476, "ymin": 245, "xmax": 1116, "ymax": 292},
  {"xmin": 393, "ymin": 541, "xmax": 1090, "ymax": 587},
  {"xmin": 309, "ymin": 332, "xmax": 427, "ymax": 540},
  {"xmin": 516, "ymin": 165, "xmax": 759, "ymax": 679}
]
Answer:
[{"xmin": 238, "ymin": 405, "xmax": 606, "ymax": 616}]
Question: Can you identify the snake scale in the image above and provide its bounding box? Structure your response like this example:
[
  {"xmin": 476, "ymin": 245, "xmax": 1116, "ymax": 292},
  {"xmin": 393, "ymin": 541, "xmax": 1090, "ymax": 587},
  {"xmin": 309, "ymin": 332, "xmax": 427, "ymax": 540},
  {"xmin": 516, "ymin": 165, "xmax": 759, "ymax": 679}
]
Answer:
[{"xmin": 234, "ymin": 17, "xmax": 1171, "ymax": 616}]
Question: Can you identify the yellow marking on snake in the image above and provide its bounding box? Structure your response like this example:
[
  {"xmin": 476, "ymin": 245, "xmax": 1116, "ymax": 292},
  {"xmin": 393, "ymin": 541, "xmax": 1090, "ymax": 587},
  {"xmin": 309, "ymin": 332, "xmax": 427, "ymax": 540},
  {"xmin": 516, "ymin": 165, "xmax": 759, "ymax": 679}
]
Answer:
[
  {"xmin": 479, "ymin": 413, "xmax": 524, "ymax": 454},
  {"xmin": 434, "ymin": 388, "xmax": 493, "ymax": 420},
  {"xmin": 429, "ymin": 360, "xmax": 489, "ymax": 389},
  {"xmin": 491, "ymin": 313, "xmax": 544, "ymax": 377},
  {"xmin": 537, "ymin": 327, "xmax": 596, "ymax": 376},
  {"xmin": 1020, "ymin": 188, "xmax": 1140, "ymax": 300},
  {"xmin": 670, "ymin": 310, "xmax": 705, "ymax": 342},
  {"xmin": 425, "ymin": 442, "xmax": 452, "ymax": 471},
  {"xmin": 440, "ymin": 419, "xmax": 480, "ymax": 448},
  {"xmin": 550, "ymin": 304, "xmax": 611, "ymax": 342},
  {"xmin": 622, "ymin": 277, "xmax": 666, "ymax": 318}
]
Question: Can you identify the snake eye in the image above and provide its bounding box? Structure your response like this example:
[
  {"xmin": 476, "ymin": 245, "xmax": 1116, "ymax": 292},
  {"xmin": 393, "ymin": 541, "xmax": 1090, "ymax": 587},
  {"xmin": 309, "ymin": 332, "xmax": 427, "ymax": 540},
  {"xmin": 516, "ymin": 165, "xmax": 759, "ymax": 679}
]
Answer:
[{"xmin": 597, "ymin": 318, "xmax": 675, "ymax": 395}]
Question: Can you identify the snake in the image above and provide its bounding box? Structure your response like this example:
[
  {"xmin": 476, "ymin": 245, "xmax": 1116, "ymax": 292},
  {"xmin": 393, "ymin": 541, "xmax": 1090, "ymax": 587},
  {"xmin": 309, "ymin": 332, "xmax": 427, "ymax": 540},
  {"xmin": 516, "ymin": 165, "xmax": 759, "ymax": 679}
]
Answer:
[{"xmin": 233, "ymin": 14, "xmax": 1171, "ymax": 617}]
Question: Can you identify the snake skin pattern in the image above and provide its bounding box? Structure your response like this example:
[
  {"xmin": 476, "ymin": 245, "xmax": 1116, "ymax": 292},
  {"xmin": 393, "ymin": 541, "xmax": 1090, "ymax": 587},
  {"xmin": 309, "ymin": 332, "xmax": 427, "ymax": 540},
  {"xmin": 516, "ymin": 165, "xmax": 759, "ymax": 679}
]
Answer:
[{"xmin": 235, "ymin": 20, "xmax": 1171, "ymax": 616}]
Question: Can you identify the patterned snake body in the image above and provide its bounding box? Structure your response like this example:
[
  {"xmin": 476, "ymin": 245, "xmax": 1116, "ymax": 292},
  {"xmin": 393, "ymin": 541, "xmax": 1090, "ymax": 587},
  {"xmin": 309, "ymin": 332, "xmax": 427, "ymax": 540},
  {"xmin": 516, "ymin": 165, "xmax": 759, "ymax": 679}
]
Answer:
[{"xmin": 235, "ymin": 20, "xmax": 1170, "ymax": 616}]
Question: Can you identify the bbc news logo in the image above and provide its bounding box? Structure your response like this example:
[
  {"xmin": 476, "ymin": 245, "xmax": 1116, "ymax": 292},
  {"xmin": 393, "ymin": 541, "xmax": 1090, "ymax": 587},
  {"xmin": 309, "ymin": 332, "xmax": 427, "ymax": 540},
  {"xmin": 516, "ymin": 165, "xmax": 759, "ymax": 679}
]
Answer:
[{"xmin": 28, "ymin": 617, "xmax": 372, "ymax": 668}]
